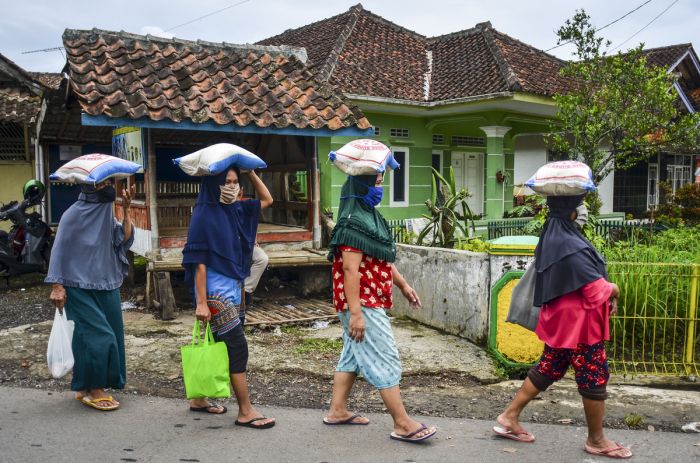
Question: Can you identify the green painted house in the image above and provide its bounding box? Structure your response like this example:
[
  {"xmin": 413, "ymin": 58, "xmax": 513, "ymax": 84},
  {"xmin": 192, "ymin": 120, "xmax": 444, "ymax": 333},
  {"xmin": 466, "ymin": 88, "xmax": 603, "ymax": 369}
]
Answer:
[
  {"xmin": 260, "ymin": 4, "xmax": 700, "ymax": 222},
  {"xmin": 259, "ymin": 4, "xmax": 575, "ymax": 221}
]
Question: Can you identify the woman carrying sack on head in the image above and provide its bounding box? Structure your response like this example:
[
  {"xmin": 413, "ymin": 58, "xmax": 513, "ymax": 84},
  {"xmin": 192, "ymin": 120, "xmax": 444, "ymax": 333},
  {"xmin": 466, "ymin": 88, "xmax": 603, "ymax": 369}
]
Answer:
[
  {"xmin": 323, "ymin": 173, "xmax": 437, "ymax": 443},
  {"xmin": 493, "ymin": 195, "xmax": 631, "ymax": 459},
  {"xmin": 182, "ymin": 167, "xmax": 276, "ymax": 429},
  {"xmin": 46, "ymin": 180, "xmax": 134, "ymax": 411}
]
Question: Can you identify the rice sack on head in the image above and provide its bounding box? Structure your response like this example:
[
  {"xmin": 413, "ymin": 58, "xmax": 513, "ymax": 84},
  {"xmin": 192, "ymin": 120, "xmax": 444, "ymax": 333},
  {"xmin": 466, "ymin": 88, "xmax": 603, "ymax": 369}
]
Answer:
[
  {"xmin": 173, "ymin": 143, "xmax": 267, "ymax": 176},
  {"xmin": 525, "ymin": 161, "xmax": 596, "ymax": 197},
  {"xmin": 49, "ymin": 154, "xmax": 142, "ymax": 185},
  {"xmin": 329, "ymin": 139, "xmax": 399, "ymax": 175}
]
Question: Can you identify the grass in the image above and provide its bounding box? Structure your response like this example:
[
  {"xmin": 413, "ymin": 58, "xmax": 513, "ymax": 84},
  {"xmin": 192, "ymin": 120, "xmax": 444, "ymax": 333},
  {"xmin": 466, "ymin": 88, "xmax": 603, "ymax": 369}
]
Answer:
[
  {"xmin": 292, "ymin": 338, "xmax": 343, "ymax": 355},
  {"xmin": 624, "ymin": 413, "xmax": 644, "ymax": 428}
]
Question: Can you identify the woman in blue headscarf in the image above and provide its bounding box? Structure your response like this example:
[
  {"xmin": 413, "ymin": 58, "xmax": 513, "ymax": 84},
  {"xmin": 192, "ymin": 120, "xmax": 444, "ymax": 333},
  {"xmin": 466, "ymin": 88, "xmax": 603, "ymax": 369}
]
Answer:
[
  {"xmin": 182, "ymin": 167, "xmax": 276, "ymax": 429},
  {"xmin": 46, "ymin": 179, "xmax": 134, "ymax": 411}
]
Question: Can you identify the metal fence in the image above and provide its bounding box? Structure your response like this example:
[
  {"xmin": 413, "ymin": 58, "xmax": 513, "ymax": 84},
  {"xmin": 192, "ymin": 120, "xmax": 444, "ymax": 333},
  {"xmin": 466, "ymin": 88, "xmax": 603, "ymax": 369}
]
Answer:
[
  {"xmin": 607, "ymin": 262, "xmax": 699, "ymax": 377},
  {"xmin": 386, "ymin": 219, "xmax": 410, "ymax": 243},
  {"xmin": 487, "ymin": 218, "xmax": 532, "ymax": 239},
  {"xmin": 487, "ymin": 217, "xmax": 669, "ymax": 242}
]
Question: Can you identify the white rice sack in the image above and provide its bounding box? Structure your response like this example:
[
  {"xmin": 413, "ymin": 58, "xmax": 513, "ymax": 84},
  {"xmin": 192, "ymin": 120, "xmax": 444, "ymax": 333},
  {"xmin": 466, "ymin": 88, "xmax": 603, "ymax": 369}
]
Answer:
[
  {"xmin": 329, "ymin": 139, "xmax": 399, "ymax": 176},
  {"xmin": 525, "ymin": 161, "xmax": 596, "ymax": 196},
  {"xmin": 173, "ymin": 143, "xmax": 267, "ymax": 176},
  {"xmin": 49, "ymin": 154, "xmax": 142, "ymax": 185}
]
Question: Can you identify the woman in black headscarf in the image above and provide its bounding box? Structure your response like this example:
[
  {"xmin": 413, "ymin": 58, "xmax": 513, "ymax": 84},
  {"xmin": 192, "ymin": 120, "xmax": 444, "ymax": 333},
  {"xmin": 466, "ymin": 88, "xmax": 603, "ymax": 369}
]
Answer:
[
  {"xmin": 493, "ymin": 195, "xmax": 631, "ymax": 459},
  {"xmin": 182, "ymin": 167, "xmax": 276, "ymax": 429}
]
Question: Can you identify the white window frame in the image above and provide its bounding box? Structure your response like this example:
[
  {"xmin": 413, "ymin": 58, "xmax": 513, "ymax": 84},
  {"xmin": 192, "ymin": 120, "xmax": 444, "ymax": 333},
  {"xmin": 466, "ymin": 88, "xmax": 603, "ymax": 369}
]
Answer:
[
  {"xmin": 390, "ymin": 147, "xmax": 410, "ymax": 207},
  {"xmin": 647, "ymin": 163, "xmax": 659, "ymax": 210}
]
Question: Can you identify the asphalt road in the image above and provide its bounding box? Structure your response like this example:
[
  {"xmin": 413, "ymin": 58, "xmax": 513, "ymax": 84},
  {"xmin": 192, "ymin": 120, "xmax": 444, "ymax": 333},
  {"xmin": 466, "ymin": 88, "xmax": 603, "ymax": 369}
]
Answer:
[{"xmin": 0, "ymin": 386, "xmax": 698, "ymax": 463}]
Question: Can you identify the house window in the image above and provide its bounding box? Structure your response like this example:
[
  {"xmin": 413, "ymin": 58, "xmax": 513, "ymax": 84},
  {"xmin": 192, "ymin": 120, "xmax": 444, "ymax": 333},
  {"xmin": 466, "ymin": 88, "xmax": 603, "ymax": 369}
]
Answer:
[
  {"xmin": 432, "ymin": 134, "xmax": 444, "ymax": 145},
  {"xmin": 667, "ymin": 164, "xmax": 692, "ymax": 195},
  {"xmin": 373, "ymin": 127, "xmax": 381, "ymax": 137},
  {"xmin": 648, "ymin": 164, "xmax": 659, "ymax": 208},
  {"xmin": 0, "ymin": 122, "xmax": 27, "ymax": 161},
  {"xmin": 431, "ymin": 151, "xmax": 442, "ymax": 174},
  {"xmin": 451, "ymin": 135, "xmax": 484, "ymax": 147},
  {"xmin": 390, "ymin": 128, "xmax": 409, "ymax": 138},
  {"xmin": 390, "ymin": 148, "xmax": 409, "ymax": 206}
]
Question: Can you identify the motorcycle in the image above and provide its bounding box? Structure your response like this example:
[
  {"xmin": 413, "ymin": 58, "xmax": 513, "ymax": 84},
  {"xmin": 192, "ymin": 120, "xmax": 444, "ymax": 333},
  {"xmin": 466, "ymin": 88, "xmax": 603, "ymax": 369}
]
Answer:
[{"xmin": 0, "ymin": 180, "xmax": 53, "ymax": 279}]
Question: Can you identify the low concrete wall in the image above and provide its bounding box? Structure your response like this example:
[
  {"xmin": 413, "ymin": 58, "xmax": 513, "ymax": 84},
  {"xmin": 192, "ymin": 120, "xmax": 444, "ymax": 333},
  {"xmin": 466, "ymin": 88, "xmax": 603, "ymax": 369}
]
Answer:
[
  {"xmin": 392, "ymin": 244, "xmax": 491, "ymax": 344},
  {"xmin": 392, "ymin": 244, "xmax": 535, "ymax": 346},
  {"xmin": 490, "ymin": 254, "xmax": 533, "ymax": 282}
]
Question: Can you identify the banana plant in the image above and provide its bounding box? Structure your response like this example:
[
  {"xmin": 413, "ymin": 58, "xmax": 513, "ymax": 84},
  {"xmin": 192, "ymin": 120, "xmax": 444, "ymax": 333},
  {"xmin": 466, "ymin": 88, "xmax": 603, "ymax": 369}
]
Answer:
[{"xmin": 417, "ymin": 167, "xmax": 477, "ymax": 248}]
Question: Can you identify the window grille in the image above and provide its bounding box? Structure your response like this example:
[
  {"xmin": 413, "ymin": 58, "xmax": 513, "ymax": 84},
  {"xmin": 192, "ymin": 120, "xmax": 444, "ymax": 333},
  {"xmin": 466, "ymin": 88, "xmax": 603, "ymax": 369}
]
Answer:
[
  {"xmin": 390, "ymin": 128, "xmax": 409, "ymax": 138},
  {"xmin": 451, "ymin": 135, "xmax": 484, "ymax": 146}
]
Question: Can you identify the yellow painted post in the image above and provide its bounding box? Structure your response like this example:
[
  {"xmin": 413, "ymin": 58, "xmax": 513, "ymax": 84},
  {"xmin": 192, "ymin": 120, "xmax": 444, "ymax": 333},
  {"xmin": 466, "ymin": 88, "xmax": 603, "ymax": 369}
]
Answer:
[{"xmin": 685, "ymin": 264, "xmax": 699, "ymax": 376}]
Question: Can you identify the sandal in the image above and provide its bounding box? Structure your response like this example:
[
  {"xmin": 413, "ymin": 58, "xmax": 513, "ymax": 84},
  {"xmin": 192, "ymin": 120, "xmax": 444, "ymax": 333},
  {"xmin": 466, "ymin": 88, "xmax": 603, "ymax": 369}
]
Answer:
[
  {"xmin": 584, "ymin": 443, "xmax": 633, "ymax": 459},
  {"xmin": 390, "ymin": 424, "xmax": 437, "ymax": 443},
  {"xmin": 76, "ymin": 395, "xmax": 119, "ymax": 411},
  {"xmin": 323, "ymin": 413, "xmax": 369, "ymax": 425},
  {"xmin": 190, "ymin": 403, "xmax": 227, "ymax": 414},
  {"xmin": 493, "ymin": 425, "xmax": 535, "ymax": 443},
  {"xmin": 235, "ymin": 417, "xmax": 276, "ymax": 429}
]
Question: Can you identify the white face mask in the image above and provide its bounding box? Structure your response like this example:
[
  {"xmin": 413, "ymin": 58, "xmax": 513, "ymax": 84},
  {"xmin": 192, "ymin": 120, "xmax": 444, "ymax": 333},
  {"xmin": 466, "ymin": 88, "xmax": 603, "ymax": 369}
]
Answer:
[
  {"xmin": 575, "ymin": 204, "xmax": 589, "ymax": 229},
  {"xmin": 219, "ymin": 183, "xmax": 240, "ymax": 205}
]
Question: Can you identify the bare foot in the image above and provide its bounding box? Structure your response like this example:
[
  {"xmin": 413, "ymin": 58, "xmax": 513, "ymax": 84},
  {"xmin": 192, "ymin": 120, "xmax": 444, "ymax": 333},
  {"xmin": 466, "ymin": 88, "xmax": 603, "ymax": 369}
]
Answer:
[
  {"xmin": 324, "ymin": 411, "xmax": 370, "ymax": 425},
  {"xmin": 238, "ymin": 407, "xmax": 275, "ymax": 428}
]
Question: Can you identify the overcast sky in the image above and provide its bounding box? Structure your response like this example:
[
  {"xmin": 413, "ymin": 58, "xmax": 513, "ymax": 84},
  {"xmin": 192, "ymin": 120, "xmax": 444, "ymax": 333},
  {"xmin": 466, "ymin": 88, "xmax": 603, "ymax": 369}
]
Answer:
[{"xmin": 2, "ymin": 0, "xmax": 698, "ymax": 73}]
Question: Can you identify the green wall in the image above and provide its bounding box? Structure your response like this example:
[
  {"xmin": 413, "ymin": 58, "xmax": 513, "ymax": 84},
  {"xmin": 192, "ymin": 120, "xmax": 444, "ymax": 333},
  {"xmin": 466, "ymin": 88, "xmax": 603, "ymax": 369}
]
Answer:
[
  {"xmin": 0, "ymin": 161, "xmax": 35, "ymax": 232},
  {"xmin": 318, "ymin": 105, "xmax": 552, "ymax": 222}
]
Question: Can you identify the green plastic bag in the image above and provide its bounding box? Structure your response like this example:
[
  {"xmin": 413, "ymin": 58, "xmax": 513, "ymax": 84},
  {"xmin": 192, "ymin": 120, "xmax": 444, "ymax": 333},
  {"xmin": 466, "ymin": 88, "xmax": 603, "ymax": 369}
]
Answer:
[{"xmin": 181, "ymin": 321, "xmax": 231, "ymax": 399}]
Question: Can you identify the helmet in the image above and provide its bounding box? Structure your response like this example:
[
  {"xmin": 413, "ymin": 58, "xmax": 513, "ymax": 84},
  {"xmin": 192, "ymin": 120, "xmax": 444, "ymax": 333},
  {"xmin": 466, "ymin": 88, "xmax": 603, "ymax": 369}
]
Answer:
[{"xmin": 23, "ymin": 179, "xmax": 46, "ymax": 205}]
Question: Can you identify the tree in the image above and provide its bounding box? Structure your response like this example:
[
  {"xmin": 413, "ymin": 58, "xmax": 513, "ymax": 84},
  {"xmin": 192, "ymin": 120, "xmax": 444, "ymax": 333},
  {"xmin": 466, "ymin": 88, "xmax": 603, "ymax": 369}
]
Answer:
[{"xmin": 549, "ymin": 10, "xmax": 700, "ymax": 192}]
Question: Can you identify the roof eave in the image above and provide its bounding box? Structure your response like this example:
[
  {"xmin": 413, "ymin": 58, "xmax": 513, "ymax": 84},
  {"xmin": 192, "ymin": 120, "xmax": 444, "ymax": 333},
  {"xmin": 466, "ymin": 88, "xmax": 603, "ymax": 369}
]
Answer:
[{"xmin": 80, "ymin": 113, "xmax": 373, "ymax": 138}]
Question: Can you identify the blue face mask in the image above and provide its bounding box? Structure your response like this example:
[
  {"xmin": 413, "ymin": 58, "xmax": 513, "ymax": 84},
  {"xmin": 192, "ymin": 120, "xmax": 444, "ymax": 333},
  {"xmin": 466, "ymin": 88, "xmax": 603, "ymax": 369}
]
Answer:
[
  {"xmin": 363, "ymin": 185, "xmax": 384, "ymax": 208},
  {"xmin": 341, "ymin": 177, "xmax": 384, "ymax": 208}
]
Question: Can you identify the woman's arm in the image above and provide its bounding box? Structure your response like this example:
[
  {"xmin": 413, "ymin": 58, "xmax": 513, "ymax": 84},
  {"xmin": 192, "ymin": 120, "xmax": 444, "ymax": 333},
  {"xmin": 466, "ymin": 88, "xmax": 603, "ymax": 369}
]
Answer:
[
  {"xmin": 194, "ymin": 264, "xmax": 210, "ymax": 322},
  {"xmin": 120, "ymin": 185, "xmax": 135, "ymax": 243},
  {"xmin": 247, "ymin": 171, "xmax": 273, "ymax": 209},
  {"xmin": 341, "ymin": 250, "xmax": 365, "ymax": 342},
  {"xmin": 391, "ymin": 264, "xmax": 422, "ymax": 309}
]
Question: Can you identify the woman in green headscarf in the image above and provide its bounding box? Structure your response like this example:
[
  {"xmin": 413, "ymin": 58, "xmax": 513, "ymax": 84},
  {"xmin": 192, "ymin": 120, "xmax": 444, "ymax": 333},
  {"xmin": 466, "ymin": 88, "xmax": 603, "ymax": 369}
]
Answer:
[{"xmin": 323, "ymin": 173, "xmax": 437, "ymax": 443}]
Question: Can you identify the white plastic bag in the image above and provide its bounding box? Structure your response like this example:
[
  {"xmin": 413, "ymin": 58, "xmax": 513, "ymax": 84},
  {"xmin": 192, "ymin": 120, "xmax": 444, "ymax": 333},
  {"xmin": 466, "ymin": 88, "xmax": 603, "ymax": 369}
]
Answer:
[{"xmin": 47, "ymin": 309, "xmax": 75, "ymax": 379}]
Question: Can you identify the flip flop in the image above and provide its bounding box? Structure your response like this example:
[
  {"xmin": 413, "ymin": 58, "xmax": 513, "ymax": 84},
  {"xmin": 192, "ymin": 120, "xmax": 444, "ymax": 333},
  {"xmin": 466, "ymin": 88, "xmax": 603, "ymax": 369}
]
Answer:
[
  {"xmin": 584, "ymin": 443, "xmax": 633, "ymax": 459},
  {"xmin": 76, "ymin": 395, "xmax": 119, "ymax": 411},
  {"xmin": 323, "ymin": 413, "xmax": 369, "ymax": 425},
  {"xmin": 235, "ymin": 417, "xmax": 276, "ymax": 429},
  {"xmin": 390, "ymin": 424, "xmax": 437, "ymax": 443},
  {"xmin": 492, "ymin": 425, "xmax": 535, "ymax": 443},
  {"xmin": 190, "ymin": 403, "xmax": 227, "ymax": 414}
]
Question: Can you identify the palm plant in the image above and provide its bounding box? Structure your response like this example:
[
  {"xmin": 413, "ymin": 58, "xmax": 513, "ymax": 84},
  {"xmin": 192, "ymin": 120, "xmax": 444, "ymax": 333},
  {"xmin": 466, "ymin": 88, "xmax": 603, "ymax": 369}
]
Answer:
[{"xmin": 417, "ymin": 167, "xmax": 477, "ymax": 248}]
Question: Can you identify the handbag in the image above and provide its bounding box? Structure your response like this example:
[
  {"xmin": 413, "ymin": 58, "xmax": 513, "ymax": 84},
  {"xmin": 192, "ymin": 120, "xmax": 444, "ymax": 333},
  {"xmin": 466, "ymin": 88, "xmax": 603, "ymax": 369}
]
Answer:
[
  {"xmin": 181, "ymin": 321, "xmax": 231, "ymax": 399},
  {"xmin": 506, "ymin": 262, "xmax": 541, "ymax": 332}
]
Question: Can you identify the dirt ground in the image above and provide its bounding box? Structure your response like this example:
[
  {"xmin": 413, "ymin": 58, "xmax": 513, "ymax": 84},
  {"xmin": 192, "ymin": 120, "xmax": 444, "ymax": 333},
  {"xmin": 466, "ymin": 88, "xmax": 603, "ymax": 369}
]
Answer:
[{"xmin": 1, "ymin": 275, "xmax": 698, "ymax": 435}]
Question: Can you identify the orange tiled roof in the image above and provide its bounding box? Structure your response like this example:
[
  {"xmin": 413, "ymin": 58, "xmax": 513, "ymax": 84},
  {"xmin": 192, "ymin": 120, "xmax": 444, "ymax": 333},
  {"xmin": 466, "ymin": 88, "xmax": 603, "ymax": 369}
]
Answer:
[{"xmin": 62, "ymin": 29, "xmax": 370, "ymax": 131}]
